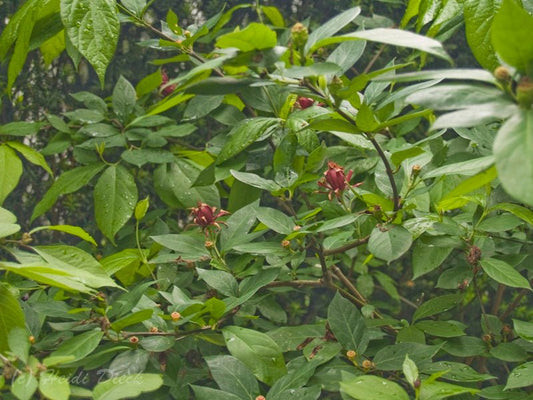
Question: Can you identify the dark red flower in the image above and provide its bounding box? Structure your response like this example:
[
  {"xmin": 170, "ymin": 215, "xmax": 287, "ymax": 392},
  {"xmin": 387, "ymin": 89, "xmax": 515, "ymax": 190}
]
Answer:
[
  {"xmin": 297, "ymin": 97, "xmax": 314, "ymax": 109},
  {"xmin": 190, "ymin": 203, "xmax": 230, "ymax": 231},
  {"xmin": 318, "ymin": 161, "xmax": 361, "ymax": 200},
  {"xmin": 160, "ymin": 70, "xmax": 177, "ymax": 97}
]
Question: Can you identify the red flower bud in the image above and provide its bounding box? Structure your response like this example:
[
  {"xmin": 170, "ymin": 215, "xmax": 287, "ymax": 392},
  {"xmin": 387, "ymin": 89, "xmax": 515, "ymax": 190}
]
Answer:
[
  {"xmin": 190, "ymin": 203, "xmax": 230, "ymax": 232},
  {"xmin": 160, "ymin": 70, "xmax": 177, "ymax": 97},
  {"xmin": 318, "ymin": 161, "xmax": 361, "ymax": 200},
  {"xmin": 297, "ymin": 97, "xmax": 314, "ymax": 109}
]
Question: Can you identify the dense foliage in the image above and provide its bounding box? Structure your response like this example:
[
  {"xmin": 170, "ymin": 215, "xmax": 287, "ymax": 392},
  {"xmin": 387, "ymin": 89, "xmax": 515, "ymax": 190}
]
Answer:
[{"xmin": 1, "ymin": 0, "xmax": 533, "ymax": 399}]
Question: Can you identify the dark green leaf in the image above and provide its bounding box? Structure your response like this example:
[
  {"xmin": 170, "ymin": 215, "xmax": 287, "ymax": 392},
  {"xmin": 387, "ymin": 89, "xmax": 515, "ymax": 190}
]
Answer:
[
  {"xmin": 94, "ymin": 165, "xmax": 138, "ymax": 244},
  {"xmin": 340, "ymin": 375, "xmax": 409, "ymax": 400},
  {"xmin": 412, "ymin": 242, "xmax": 452, "ymax": 279},
  {"xmin": 479, "ymin": 258, "xmax": 531, "ymax": 289},
  {"xmin": 112, "ymin": 76, "xmax": 137, "ymax": 122},
  {"xmin": 491, "ymin": 0, "xmax": 533, "ymax": 73},
  {"xmin": 61, "ymin": 0, "xmax": 120, "ymax": 85},
  {"xmin": 222, "ymin": 326, "xmax": 287, "ymax": 385},
  {"xmin": 505, "ymin": 362, "xmax": 533, "ymax": 390},
  {"xmin": 92, "ymin": 374, "xmax": 163, "ymax": 400},
  {"xmin": 32, "ymin": 163, "xmax": 105, "ymax": 222},
  {"xmin": 374, "ymin": 342, "xmax": 441, "ymax": 371},
  {"xmin": 0, "ymin": 285, "xmax": 26, "ymax": 353},
  {"xmin": 368, "ymin": 225, "xmax": 412, "ymax": 262},
  {"xmin": 45, "ymin": 330, "xmax": 104, "ymax": 366},
  {"xmin": 111, "ymin": 309, "xmax": 153, "ymax": 332},
  {"xmin": 413, "ymin": 294, "xmax": 463, "ymax": 322},
  {"xmin": 217, "ymin": 118, "xmax": 279, "ymax": 164},
  {"xmin": 0, "ymin": 144, "xmax": 23, "ymax": 206},
  {"xmin": 327, "ymin": 292, "xmax": 368, "ymax": 353},
  {"xmin": 206, "ymin": 355, "xmax": 260, "ymax": 399}
]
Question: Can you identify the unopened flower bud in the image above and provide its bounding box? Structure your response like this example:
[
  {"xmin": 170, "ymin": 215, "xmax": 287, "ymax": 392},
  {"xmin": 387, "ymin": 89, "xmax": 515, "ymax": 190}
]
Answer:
[
  {"xmin": 517, "ymin": 76, "xmax": 533, "ymax": 109},
  {"xmin": 21, "ymin": 232, "xmax": 32, "ymax": 244},
  {"xmin": 414, "ymin": 378, "xmax": 421, "ymax": 389},
  {"xmin": 467, "ymin": 245, "xmax": 481, "ymax": 266},
  {"xmin": 205, "ymin": 240, "xmax": 214, "ymax": 249},
  {"xmin": 361, "ymin": 359, "xmax": 374, "ymax": 369},
  {"xmin": 129, "ymin": 336, "xmax": 139, "ymax": 344},
  {"xmin": 494, "ymin": 66, "xmax": 511, "ymax": 83},
  {"xmin": 171, "ymin": 311, "xmax": 181, "ymax": 321},
  {"xmin": 281, "ymin": 240, "xmax": 291, "ymax": 248},
  {"xmin": 293, "ymin": 225, "xmax": 301, "ymax": 231},
  {"xmin": 150, "ymin": 326, "xmax": 159, "ymax": 333},
  {"xmin": 346, "ymin": 350, "xmax": 356, "ymax": 360},
  {"xmin": 256, "ymin": 396, "xmax": 266, "ymax": 400},
  {"xmin": 411, "ymin": 164, "xmax": 421, "ymax": 177},
  {"xmin": 291, "ymin": 22, "xmax": 308, "ymax": 49},
  {"xmin": 184, "ymin": 30, "xmax": 191, "ymax": 38},
  {"xmin": 482, "ymin": 333, "xmax": 492, "ymax": 343},
  {"xmin": 29, "ymin": 335, "xmax": 35, "ymax": 344}
]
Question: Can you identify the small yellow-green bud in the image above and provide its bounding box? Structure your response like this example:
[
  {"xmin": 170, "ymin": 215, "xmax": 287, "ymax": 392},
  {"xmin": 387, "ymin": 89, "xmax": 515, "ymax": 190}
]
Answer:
[
  {"xmin": 517, "ymin": 77, "xmax": 533, "ymax": 109},
  {"xmin": 346, "ymin": 350, "xmax": 357, "ymax": 360},
  {"xmin": 494, "ymin": 66, "xmax": 511, "ymax": 83},
  {"xmin": 291, "ymin": 22, "xmax": 308, "ymax": 49}
]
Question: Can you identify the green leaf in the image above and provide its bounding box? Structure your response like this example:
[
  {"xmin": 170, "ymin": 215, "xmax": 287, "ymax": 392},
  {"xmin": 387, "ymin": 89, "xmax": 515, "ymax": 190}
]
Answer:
[
  {"xmin": 476, "ymin": 214, "xmax": 522, "ymax": 232},
  {"xmin": 327, "ymin": 292, "xmax": 368, "ymax": 353},
  {"xmin": 490, "ymin": 342, "xmax": 527, "ymax": 362},
  {"xmin": 413, "ymin": 294, "xmax": 463, "ymax": 322},
  {"xmin": 412, "ymin": 242, "xmax": 452, "ymax": 279},
  {"xmin": 340, "ymin": 375, "xmax": 409, "ymax": 400},
  {"xmin": 111, "ymin": 309, "xmax": 153, "ymax": 332},
  {"xmin": 154, "ymin": 159, "xmax": 220, "ymax": 209},
  {"xmin": 309, "ymin": 28, "xmax": 451, "ymax": 62},
  {"xmin": 419, "ymin": 380, "xmax": 479, "ymax": 399},
  {"xmin": 0, "ymin": 284, "xmax": 26, "ymax": 353},
  {"xmin": 391, "ymin": 146, "xmax": 425, "ymax": 167},
  {"xmin": 505, "ymin": 362, "xmax": 533, "ymax": 390},
  {"xmin": 513, "ymin": 319, "xmax": 533, "ymax": 341},
  {"xmin": 374, "ymin": 342, "xmax": 442, "ymax": 371},
  {"xmin": 32, "ymin": 163, "xmax": 105, "ymax": 221},
  {"xmin": 268, "ymin": 357, "xmax": 324, "ymax": 399},
  {"xmin": 261, "ymin": 6, "xmax": 284, "ymax": 27},
  {"xmin": 479, "ymin": 258, "xmax": 531, "ymax": 289},
  {"xmin": 216, "ymin": 23, "xmax": 277, "ymax": 52},
  {"xmin": 217, "ymin": 118, "xmax": 279, "ymax": 164},
  {"xmin": 327, "ymin": 40, "xmax": 366, "ymax": 74},
  {"xmin": 222, "ymin": 326, "xmax": 287, "ymax": 385},
  {"xmin": 256, "ymin": 207, "xmax": 295, "ymax": 234},
  {"xmin": 92, "ymin": 374, "xmax": 163, "ymax": 400},
  {"xmin": 29, "ymin": 225, "xmax": 97, "ymax": 246},
  {"xmin": 494, "ymin": 110, "xmax": 533, "ymax": 206},
  {"xmin": 490, "ymin": 202, "xmax": 533, "ymax": 225},
  {"xmin": 134, "ymin": 196, "xmax": 149, "ymax": 221},
  {"xmin": 491, "ymin": 0, "xmax": 533, "ymax": 73},
  {"xmin": 94, "ymin": 165, "xmax": 138, "ymax": 244},
  {"xmin": 423, "ymin": 361, "xmax": 495, "ymax": 382},
  {"xmin": 33, "ymin": 245, "xmax": 120, "ymax": 289},
  {"xmin": 6, "ymin": 141, "xmax": 53, "ymax": 175},
  {"xmin": 423, "ymin": 156, "xmax": 494, "ymax": 178},
  {"xmin": 305, "ymin": 7, "xmax": 361, "ymax": 54},
  {"xmin": 8, "ymin": 327, "xmax": 30, "ymax": 363},
  {"xmin": 206, "ymin": 355, "xmax": 260, "ymax": 399},
  {"xmin": 151, "ymin": 233, "xmax": 209, "ymax": 261},
  {"xmin": 0, "ymin": 121, "xmax": 45, "ymax": 136},
  {"xmin": 61, "ymin": 0, "xmax": 120, "ymax": 86},
  {"xmin": 268, "ymin": 324, "xmax": 326, "ymax": 352},
  {"xmin": 45, "ymin": 329, "xmax": 103, "ymax": 366},
  {"xmin": 0, "ymin": 261, "xmax": 94, "ymax": 293},
  {"xmin": 38, "ymin": 371, "xmax": 70, "ymax": 400},
  {"xmin": 463, "ymin": 0, "xmax": 501, "ymax": 70},
  {"xmin": 230, "ymin": 170, "xmax": 282, "ymax": 192},
  {"xmin": 406, "ymin": 84, "xmax": 504, "ymax": 110},
  {"xmin": 403, "ymin": 355, "xmax": 419, "ymax": 388},
  {"xmin": 0, "ymin": 144, "xmax": 23, "ymax": 205},
  {"xmin": 0, "ymin": 206, "xmax": 20, "ymax": 238},
  {"xmin": 11, "ymin": 372, "xmax": 38, "ymax": 400},
  {"xmin": 414, "ymin": 320, "xmax": 465, "ymax": 337},
  {"xmin": 135, "ymin": 69, "xmax": 162, "ymax": 97},
  {"xmin": 438, "ymin": 166, "xmax": 498, "ymax": 211},
  {"xmin": 197, "ymin": 269, "xmax": 239, "ymax": 297},
  {"xmin": 381, "ymin": 69, "xmax": 496, "ymax": 83},
  {"xmin": 368, "ymin": 225, "xmax": 412, "ymax": 262},
  {"xmin": 190, "ymin": 386, "xmax": 243, "ymax": 400},
  {"xmin": 112, "ymin": 76, "xmax": 137, "ymax": 122}
]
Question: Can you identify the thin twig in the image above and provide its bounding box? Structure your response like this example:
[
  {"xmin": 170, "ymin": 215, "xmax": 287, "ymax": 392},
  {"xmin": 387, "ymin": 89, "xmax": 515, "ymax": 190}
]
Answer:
[
  {"xmin": 266, "ymin": 280, "xmax": 324, "ymax": 288},
  {"xmin": 323, "ymin": 236, "xmax": 369, "ymax": 256},
  {"xmin": 491, "ymin": 284, "xmax": 505, "ymax": 316},
  {"xmin": 500, "ymin": 288, "xmax": 529, "ymax": 321},
  {"xmin": 330, "ymin": 264, "xmax": 367, "ymax": 306}
]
